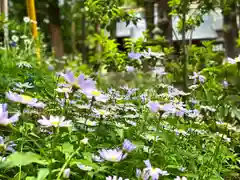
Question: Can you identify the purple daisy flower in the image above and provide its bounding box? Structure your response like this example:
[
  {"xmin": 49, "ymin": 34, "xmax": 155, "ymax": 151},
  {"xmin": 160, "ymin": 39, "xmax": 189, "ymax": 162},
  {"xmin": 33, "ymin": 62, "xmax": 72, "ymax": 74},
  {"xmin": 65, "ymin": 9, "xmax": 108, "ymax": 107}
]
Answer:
[
  {"xmin": 189, "ymin": 72, "xmax": 206, "ymax": 84},
  {"xmin": 161, "ymin": 103, "xmax": 176, "ymax": 113},
  {"xmin": 99, "ymin": 148, "xmax": 127, "ymax": 162},
  {"xmin": 222, "ymin": 80, "xmax": 228, "ymax": 88},
  {"xmin": 62, "ymin": 71, "xmax": 96, "ymax": 91},
  {"xmin": 128, "ymin": 52, "xmax": 142, "ymax": 59},
  {"xmin": 174, "ymin": 176, "xmax": 187, "ymax": 180},
  {"xmin": 226, "ymin": 57, "xmax": 236, "ymax": 64},
  {"xmin": 122, "ymin": 139, "xmax": 136, "ymax": 152},
  {"xmin": 0, "ymin": 103, "xmax": 20, "ymax": 125},
  {"xmin": 82, "ymin": 89, "xmax": 109, "ymax": 102},
  {"xmin": 6, "ymin": 91, "xmax": 45, "ymax": 108},
  {"xmin": 38, "ymin": 116, "xmax": 72, "ymax": 128},
  {"xmin": 126, "ymin": 66, "xmax": 135, "ymax": 72},
  {"xmin": 147, "ymin": 101, "xmax": 161, "ymax": 113},
  {"xmin": 0, "ymin": 136, "xmax": 16, "ymax": 153},
  {"xmin": 143, "ymin": 159, "xmax": 169, "ymax": 180}
]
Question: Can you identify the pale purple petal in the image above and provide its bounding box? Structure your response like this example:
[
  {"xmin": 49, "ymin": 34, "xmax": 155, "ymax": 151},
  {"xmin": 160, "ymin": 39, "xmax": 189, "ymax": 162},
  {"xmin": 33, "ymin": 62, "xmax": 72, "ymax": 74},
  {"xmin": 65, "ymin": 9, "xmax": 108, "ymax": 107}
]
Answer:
[
  {"xmin": 9, "ymin": 113, "xmax": 20, "ymax": 123},
  {"xmin": 38, "ymin": 119, "xmax": 53, "ymax": 127},
  {"xmin": 64, "ymin": 71, "xmax": 75, "ymax": 84},
  {"xmin": 63, "ymin": 168, "xmax": 70, "ymax": 178},
  {"xmin": 144, "ymin": 159, "xmax": 152, "ymax": 168},
  {"xmin": 147, "ymin": 101, "xmax": 160, "ymax": 113}
]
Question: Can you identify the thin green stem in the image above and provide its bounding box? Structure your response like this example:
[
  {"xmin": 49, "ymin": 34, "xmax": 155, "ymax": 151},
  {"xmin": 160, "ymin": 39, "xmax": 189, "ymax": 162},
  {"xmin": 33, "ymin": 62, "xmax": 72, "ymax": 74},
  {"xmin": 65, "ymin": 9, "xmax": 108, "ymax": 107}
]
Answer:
[
  {"xmin": 56, "ymin": 146, "xmax": 81, "ymax": 180},
  {"xmin": 10, "ymin": 125, "xmax": 47, "ymax": 158},
  {"xmin": 18, "ymin": 140, "xmax": 24, "ymax": 180},
  {"xmin": 149, "ymin": 113, "xmax": 161, "ymax": 159}
]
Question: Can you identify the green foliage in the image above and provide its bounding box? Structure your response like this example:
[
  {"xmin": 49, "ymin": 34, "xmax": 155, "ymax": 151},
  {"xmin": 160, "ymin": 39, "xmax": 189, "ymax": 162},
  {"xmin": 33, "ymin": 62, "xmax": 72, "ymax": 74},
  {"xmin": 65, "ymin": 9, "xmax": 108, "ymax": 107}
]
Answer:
[
  {"xmin": 0, "ymin": 152, "xmax": 47, "ymax": 169},
  {"xmin": 1, "ymin": 0, "xmax": 240, "ymax": 180}
]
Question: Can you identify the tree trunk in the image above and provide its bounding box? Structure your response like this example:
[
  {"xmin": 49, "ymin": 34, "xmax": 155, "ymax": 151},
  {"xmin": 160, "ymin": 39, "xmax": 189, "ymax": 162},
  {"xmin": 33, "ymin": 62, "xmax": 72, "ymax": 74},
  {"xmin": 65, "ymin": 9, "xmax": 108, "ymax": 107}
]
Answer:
[
  {"xmin": 48, "ymin": 0, "xmax": 64, "ymax": 58},
  {"xmin": 157, "ymin": 0, "xmax": 172, "ymax": 44},
  {"xmin": 81, "ymin": 13, "xmax": 87, "ymax": 63},
  {"xmin": 71, "ymin": 21, "xmax": 76, "ymax": 53},
  {"xmin": 144, "ymin": 0, "xmax": 155, "ymax": 39},
  {"xmin": 0, "ymin": 0, "xmax": 8, "ymax": 47},
  {"xmin": 223, "ymin": 2, "xmax": 238, "ymax": 58}
]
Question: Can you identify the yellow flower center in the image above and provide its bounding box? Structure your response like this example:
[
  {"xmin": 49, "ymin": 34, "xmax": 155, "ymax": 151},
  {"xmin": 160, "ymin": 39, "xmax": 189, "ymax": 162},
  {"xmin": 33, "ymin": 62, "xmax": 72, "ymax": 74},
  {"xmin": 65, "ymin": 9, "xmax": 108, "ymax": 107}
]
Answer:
[
  {"xmin": 21, "ymin": 95, "xmax": 33, "ymax": 102},
  {"xmin": 110, "ymin": 155, "xmax": 118, "ymax": 161},
  {"xmin": 0, "ymin": 144, "xmax": 5, "ymax": 152},
  {"xmin": 91, "ymin": 90, "xmax": 101, "ymax": 96},
  {"xmin": 62, "ymin": 88, "xmax": 71, "ymax": 92},
  {"xmin": 99, "ymin": 110, "xmax": 106, "ymax": 115},
  {"xmin": 151, "ymin": 168, "xmax": 157, "ymax": 173},
  {"xmin": 50, "ymin": 120, "xmax": 60, "ymax": 126}
]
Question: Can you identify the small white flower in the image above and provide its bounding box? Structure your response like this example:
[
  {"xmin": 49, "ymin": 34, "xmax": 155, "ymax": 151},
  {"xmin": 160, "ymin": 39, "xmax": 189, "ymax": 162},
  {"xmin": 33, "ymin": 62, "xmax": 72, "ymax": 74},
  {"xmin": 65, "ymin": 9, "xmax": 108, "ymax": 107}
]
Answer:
[
  {"xmin": 178, "ymin": 167, "xmax": 186, "ymax": 172},
  {"xmin": 83, "ymin": 89, "xmax": 109, "ymax": 102},
  {"xmin": 86, "ymin": 120, "xmax": 98, "ymax": 126},
  {"xmin": 20, "ymin": 35, "xmax": 28, "ymax": 39},
  {"xmin": 174, "ymin": 176, "xmax": 187, "ymax": 180},
  {"xmin": 106, "ymin": 176, "xmax": 129, "ymax": 180},
  {"xmin": 16, "ymin": 61, "xmax": 32, "ymax": 68},
  {"xmin": 63, "ymin": 168, "xmax": 70, "ymax": 178},
  {"xmin": 24, "ymin": 39, "xmax": 31, "ymax": 45},
  {"xmin": 92, "ymin": 155, "xmax": 104, "ymax": 162},
  {"xmin": 0, "ymin": 104, "xmax": 20, "ymax": 125},
  {"xmin": 55, "ymin": 87, "xmax": 72, "ymax": 93},
  {"xmin": 11, "ymin": 35, "xmax": 19, "ymax": 42},
  {"xmin": 30, "ymin": 20, "xmax": 37, "ymax": 24},
  {"xmin": 38, "ymin": 116, "xmax": 72, "ymax": 127},
  {"xmin": 0, "ymin": 156, "xmax": 6, "ymax": 161},
  {"xmin": 43, "ymin": 18, "xmax": 50, "ymax": 24},
  {"xmin": 92, "ymin": 109, "xmax": 110, "ymax": 116},
  {"xmin": 200, "ymin": 105, "xmax": 216, "ymax": 112},
  {"xmin": 126, "ymin": 66, "xmax": 135, "ymax": 72},
  {"xmin": 77, "ymin": 164, "xmax": 93, "ymax": 171},
  {"xmin": 142, "ymin": 160, "xmax": 169, "ymax": 179},
  {"xmin": 23, "ymin": 17, "xmax": 30, "ymax": 23},
  {"xmin": 80, "ymin": 137, "xmax": 89, "ymax": 145},
  {"xmin": 15, "ymin": 82, "xmax": 34, "ymax": 89}
]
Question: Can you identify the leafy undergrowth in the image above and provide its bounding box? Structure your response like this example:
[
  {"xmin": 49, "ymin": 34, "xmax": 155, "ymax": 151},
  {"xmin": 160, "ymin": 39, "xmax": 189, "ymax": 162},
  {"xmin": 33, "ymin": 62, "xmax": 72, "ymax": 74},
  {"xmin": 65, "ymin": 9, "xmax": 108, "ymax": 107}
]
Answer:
[{"xmin": 0, "ymin": 39, "xmax": 240, "ymax": 180}]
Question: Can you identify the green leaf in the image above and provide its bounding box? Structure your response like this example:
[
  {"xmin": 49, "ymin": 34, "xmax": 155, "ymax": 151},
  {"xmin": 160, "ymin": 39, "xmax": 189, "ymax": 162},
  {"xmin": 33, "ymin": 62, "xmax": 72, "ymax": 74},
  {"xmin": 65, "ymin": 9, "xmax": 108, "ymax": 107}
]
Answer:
[
  {"xmin": 37, "ymin": 168, "xmax": 49, "ymax": 180},
  {"xmin": 182, "ymin": 173, "xmax": 198, "ymax": 178},
  {"xmin": 0, "ymin": 152, "xmax": 47, "ymax": 169},
  {"xmin": 59, "ymin": 142, "xmax": 74, "ymax": 155},
  {"xmin": 12, "ymin": 172, "xmax": 26, "ymax": 180},
  {"xmin": 70, "ymin": 159, "xmax": 99, "ymax": 169},
  {"xmin": 26, "ymin": 177, "xmax": 36, "ymax": 180},
  {"xmin": 82, "ymin": 152, "xmax": 92, "ymax": 162},
  {"xmin": 116, "ymin": 129, "xmax": 124, "ymax": 140}
]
